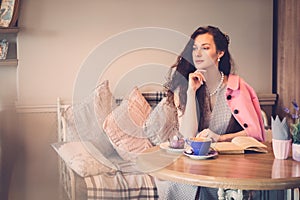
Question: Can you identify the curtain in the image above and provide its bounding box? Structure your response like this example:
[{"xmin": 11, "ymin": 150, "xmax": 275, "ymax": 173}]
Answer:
[{"xmin": 277, "ymin": 0, "xmax": 300, "ymax": 118}]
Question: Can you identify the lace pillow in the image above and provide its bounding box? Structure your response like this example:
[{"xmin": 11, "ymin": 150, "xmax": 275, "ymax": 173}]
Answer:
[
  {"xmin": 51, "ymin": 141, "xmax": 116, "ymax": 177},
  {"xmin": 94, "ymin": 80, "xmax": 117, "ymax": 125},
  {"xmin": 143, "ymin": 97, "xmax": 180, "ymax": 145},
  {"xmin": 103, "ymin": 87, "xmax": 153, "ymax": 161},
  {"xmin": 62, "ymin": 105, "xmax": 81, "ymax": 142},
  {"xmin": 62, "ymin": 80, "xmax": 117, "ymax": 158}
]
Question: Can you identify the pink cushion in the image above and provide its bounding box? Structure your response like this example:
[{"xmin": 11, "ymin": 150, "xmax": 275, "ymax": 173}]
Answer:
[{"xmin": 103, "ymin": 87, "xmax": 153, "ymax": 160}]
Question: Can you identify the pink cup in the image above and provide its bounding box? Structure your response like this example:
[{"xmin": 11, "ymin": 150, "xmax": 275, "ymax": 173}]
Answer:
[{"xmin": 272, "ymin": 139, "xmax": 291, "ymax": 159}]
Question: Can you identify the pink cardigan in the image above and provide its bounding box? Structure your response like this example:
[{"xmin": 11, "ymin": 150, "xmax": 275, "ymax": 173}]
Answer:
[{"xmin": 225, "ymin": 75, "xmax": 266, "ymax": 142}]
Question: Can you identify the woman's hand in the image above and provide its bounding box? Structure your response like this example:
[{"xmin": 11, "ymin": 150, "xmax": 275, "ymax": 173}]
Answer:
[
  {"xmin": 188, "ymin": 71, "xmax": 206, "ymax": 92},
  {"xmin": 196, "ymin": 128, "xmax": 220, "ymax": 142}
]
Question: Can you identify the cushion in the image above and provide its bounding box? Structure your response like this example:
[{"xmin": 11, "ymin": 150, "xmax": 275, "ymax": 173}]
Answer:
[
  {"xmin": 62, "ymin": 105, "xmax": 81, "ymax": 142},
  {"xmin": 142, "ymin": 91, "xmax": 167, "ymax": 108},
  {"xmin": 94, "ymin": 80, "xmax": 117, "ymax": 124},
  {"xmin": 51, "ymin": 141, "xmax": 116, "ymax": 177},
  {"xmin": 143, "ymin": 97, "xmax": 180, "ymax": 145},
  {"xmin": 103, "ymin": 87, "xmax": 153, "ymax": 161},
  {"xmin": 63, "ymin": 80, "xmax": 118, "ymax": 158}
]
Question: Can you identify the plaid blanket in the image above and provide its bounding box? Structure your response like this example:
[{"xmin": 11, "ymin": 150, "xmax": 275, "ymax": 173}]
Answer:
[
  {"xmin": 84, "ymin": 171, "xmax": 158, "ymax": 200},
  {"xmin": 142, "ymin": 92, "xmax": 167, "ymax": 107},
  {"xmin": 116, "ymin": 92, "xmax": 167, "ymax": 107}
]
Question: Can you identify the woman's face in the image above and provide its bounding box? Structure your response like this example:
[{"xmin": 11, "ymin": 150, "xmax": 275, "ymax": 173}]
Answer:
[{"xmin": 192, "ymin": 33, "xmax": 222, "ymax": 71}]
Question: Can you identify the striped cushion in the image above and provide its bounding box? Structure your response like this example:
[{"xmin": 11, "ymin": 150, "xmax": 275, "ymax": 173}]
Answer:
[{"xmin": 103, "ymin": 87, "xmax": 153, "ymax": 161}]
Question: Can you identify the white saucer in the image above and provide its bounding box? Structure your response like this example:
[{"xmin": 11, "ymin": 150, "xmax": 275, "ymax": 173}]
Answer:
[
  {"xmin": 159, "ymin": 142, "xmax": 185, "ymax": 153},
  {"xmin": 183, "ymin": 150, "xmax": 218, "ymax": 160}
]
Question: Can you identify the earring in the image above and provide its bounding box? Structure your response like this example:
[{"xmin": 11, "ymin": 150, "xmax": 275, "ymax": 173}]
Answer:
[{"xmin": 217, "ymin": 58, "xmax": 220, "ymax": 62}]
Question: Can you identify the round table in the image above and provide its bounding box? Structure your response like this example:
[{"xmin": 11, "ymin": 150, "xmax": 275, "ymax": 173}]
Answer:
[{"xmin": 136, "ymin": 143, "xmax": 300, "ymax": 199}]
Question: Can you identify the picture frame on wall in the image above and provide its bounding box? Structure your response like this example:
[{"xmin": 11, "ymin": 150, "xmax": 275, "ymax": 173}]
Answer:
[{"xmin": 0, "ymin": 0, "xmax": 19, "ymax": 27}]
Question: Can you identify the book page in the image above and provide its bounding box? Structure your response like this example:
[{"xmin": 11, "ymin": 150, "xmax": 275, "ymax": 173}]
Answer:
[
  {"xmin": 213, "ymin": 142, "xmax": 244, "ymax": 154},
  {"xmin": 213, "ymin": 136, "xmax": 268, "ymax": 154},
  {"xmin": 231, "ymin": 136, "xmax": 267, "ymax": 149}
]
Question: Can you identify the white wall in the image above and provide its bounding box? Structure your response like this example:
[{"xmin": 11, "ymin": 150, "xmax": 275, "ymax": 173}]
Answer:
[{"xmin": 17, "ymin": 0, "xmax": 273, "ymax": 106}]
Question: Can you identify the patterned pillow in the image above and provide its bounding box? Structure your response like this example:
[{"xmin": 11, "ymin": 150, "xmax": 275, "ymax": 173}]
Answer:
[
  {"xmin": 94, "ymin": 80, "xmax": 117, "ymax": 124},
  {"xmin": 143, "ymin": 97, "xmax": 180, "ymax": 145},
  {"xmin": 62, "ymin": 80, "xmax": 118, "ymax": 158},
  {"xmin": 62, "ymin": 105, "xmax": 80, "ymax": 142},
  {"xmin": 51, "ymin": 141, "xmax": 116, "ymax": 177},
  {"xmin": 103, "ymin": 87, "xmax": 153, "ymax": 161}
]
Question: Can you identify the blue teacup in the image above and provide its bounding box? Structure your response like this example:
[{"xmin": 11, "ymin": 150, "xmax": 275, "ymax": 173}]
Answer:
[{"xmin": 186, "ymin": 137, "xmax": 212, "ymax": 155}]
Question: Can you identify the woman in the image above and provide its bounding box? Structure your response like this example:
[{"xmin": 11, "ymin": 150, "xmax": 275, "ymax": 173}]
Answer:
[
  {"xmin": 161, "ymin": 25, "xmax": 267, "ymax": 199},
  {"xmin": 166, "ymin": 25, "xmax": 265, "ymax": 143}
]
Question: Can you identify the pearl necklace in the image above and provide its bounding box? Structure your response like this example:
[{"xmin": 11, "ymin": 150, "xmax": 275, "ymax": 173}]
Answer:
[{"xmin": 209, "ymin": 72, "xmax": 224, "ymax": 96}]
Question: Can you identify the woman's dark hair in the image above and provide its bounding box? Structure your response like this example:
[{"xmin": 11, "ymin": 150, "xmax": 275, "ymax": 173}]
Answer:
[{"xmin": 165, "ymin": 25, "xmax": 233, "ymax": 132}]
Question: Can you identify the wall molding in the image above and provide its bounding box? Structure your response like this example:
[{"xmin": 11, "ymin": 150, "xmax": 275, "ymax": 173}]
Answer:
[
  {"xmin": 16, "ymin": 104, "xmax": 58, "ymax": 113},
  {"xmin": 16, "ymin": 98, "xmax": 71, "ymax": 113},
  {"xmin": 257, "ymin": 93, "xmax": 277, "ymax": 106},
  {"xmin": 15, "ymin": 93, "xmax": 278, "ymax": 114}
]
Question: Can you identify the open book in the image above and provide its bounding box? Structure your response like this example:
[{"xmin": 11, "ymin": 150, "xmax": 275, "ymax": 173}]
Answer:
[{"xmin": 213, "ymin": 136, "xmax": 268, "ymax": 154}]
